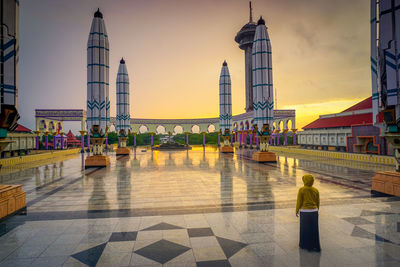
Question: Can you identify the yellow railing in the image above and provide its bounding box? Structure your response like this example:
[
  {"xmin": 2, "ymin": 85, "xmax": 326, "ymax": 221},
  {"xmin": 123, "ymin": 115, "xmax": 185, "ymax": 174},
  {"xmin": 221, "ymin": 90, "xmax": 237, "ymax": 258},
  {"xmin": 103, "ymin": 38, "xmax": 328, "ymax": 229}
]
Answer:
[
  {"xmin": 269, "ymin": 146, "xmax": 396, "ymax": 166},
  {"xmin": 0, "ymin": 149, "xmax": 80, "ymax": 167}
]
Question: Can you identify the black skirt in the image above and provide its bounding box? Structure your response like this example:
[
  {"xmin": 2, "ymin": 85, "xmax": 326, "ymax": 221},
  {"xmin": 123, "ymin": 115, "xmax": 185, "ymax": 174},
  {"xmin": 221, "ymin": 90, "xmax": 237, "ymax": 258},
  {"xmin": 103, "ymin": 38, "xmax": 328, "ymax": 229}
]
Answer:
[{"xmin": 299, "ymin": 211, "xmax": 321, "ymax": 251}]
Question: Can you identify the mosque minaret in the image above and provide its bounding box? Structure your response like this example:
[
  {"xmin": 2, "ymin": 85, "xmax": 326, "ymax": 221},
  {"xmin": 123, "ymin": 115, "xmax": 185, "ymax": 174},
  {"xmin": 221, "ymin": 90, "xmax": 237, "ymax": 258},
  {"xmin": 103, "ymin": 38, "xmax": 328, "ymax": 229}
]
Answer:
[{"xmin": 87, "ymin": 8, "xmax": 110, "ymax": 134}]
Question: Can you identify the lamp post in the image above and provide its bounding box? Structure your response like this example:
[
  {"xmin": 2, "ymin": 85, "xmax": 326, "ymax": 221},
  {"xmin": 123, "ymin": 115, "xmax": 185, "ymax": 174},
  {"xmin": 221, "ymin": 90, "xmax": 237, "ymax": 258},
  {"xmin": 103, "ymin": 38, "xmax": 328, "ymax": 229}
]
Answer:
[
  {"xmin": 275, "ymin": 129, "xmax": 280, "ymax": 146},
  {"xmin": 243, "ymin": 130, "xmax": 247, "ymax": 148},
  {"xmin": 34, "ymin": 131, "xmax": 40, "ymax": 150},
  {"xmin": 53, "ymin": 132, "xmax": 57, "ymax": 150},
  {"xmin": 283, "ymin": 129, "xmax": 288, "ymax": 146},
  {"xmin": 79, "ymin": 131, "xmax": 86, "ymax": 153},
  {"xmin": 150, "ymin": 132, "xmax": 154, "ymax": 147},
  {"xmin": 185, "ymin": 132, "xmax": 189, "ymax": 146},
  {"xmin": 217, "ymin": 131, "xmax": 221, "ymax": 147},
  {"xmin": 60, "ymin": 132, "xmax": 65, "ymax": 149},
  {"xmin": 292, "ymin": 129, "xmax": 297, "ymax": 145},
  {"xmin": 134, "ymin": 132, "xmax": 137, "ymax": 147},
  {"xmin": 249, "ymin": 130, "xmax": 253, "ymax": 149},
  {"xmin": 256, "ymin": 134, "xmax": 260, "ymax": 149},
  {"xmin": 44, "ymin": 131, "xmax": 49, "ymax": 150},
  {"xmin": 238, "ymin": 131, "xmax": 242, "ymax": 148},
  {"xmin": 202, "ymin": 132, "xmax": 206, "ymax": 147},
  {"xmin": 105, "ymin": 133, "xmax": 108, "ymax": 150}
]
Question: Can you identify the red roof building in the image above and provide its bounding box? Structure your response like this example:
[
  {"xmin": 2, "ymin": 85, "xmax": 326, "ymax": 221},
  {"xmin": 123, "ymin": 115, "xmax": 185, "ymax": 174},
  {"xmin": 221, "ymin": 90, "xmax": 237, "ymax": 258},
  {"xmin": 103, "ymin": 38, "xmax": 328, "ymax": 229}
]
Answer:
[
  {"xmin": 303, "ymin": 97, "xmax": 372, "ymax": 130},
  {"xmin": 303, "ymin": 113, "xmax": 372, "ymax": 129},
  {"xmin": 298, "ymin": 97, "xmax": 389, "ymax": 155},
  {"xmin": 13, "ymin": 124, "xmax": 33, "ymax": 133},
  {"xmin": 66, "ymin": 130, "xmax": 81, "ymax": 147},
  {"xmin": 342, "ymin": 96, "xmax": 372, "ymax": 112}
]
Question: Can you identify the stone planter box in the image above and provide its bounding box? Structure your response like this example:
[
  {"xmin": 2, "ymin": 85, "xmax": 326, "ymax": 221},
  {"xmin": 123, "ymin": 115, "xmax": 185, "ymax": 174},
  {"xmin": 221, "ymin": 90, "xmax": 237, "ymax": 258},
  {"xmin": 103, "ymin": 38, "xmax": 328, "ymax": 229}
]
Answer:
[
  {"xmin": 0, "ymin": 184, "xmax": 26, "ymax": 219},
  {"xmin": 372, "ymin": 171, "xmax": 400, "ymax": 197}
]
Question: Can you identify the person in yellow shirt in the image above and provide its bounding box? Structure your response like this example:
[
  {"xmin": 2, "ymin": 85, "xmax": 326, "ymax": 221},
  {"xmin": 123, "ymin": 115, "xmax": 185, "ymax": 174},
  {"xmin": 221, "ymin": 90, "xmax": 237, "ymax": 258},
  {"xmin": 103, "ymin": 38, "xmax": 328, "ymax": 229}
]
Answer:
[{"xmin": 296, "ymin": 174, "xmax": 321, "ymax": 252}]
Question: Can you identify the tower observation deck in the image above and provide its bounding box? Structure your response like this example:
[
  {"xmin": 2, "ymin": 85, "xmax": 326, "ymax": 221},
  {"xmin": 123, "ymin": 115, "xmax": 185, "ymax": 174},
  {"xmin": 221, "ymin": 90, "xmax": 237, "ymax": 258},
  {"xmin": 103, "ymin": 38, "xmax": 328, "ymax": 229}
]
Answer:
[{"xmin": 235, "ymin": 1, "xmax": 256, "ymax": 112}]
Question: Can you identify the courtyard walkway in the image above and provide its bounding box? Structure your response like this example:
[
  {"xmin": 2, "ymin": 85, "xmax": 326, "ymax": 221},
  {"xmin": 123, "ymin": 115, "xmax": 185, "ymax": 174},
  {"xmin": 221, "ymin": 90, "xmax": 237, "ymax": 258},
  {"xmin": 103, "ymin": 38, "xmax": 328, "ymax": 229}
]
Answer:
[{"xmin": 0, "ymin": 146, "xmax": 399, "ymax": 266}]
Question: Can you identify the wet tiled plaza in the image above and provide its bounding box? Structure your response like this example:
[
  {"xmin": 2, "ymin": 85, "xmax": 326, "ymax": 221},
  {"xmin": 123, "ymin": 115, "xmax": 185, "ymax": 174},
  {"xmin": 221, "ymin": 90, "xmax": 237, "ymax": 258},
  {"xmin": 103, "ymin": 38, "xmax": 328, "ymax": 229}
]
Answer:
[{"xmin": 0, "ymin": 146, "xmax": 400, "ymax": 266}]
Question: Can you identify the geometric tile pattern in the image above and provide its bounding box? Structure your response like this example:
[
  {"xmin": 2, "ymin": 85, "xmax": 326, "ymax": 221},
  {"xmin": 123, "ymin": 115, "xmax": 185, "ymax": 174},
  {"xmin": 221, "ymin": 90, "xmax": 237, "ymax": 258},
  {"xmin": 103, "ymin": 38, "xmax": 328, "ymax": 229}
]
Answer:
[
  {"xmin": 351, "ymin": 226, "xmax": 393, "ymax": 244},
  {"xmin": 141, "ymin": 222, "xmax": 183, "ymax": 231},
  {"xmin": 197, "ymin": 259, "xmax": 232, "ymax": 267},
  {"xmin": 343, "ymin": 217, "xmax": 374, "ymax": 225},
  {"xmin": 216, "ymin": 236, "xmax": 247, "ymax": 258},
  {"xmin": 188, "ymin": 227, "xmax": 214, "ymax": 237},
  {"xmin": 68, "ymin": 223, "xmax": 247, "ymax": 266},
  {"xmin": 71, "ymin": 243, "xmax": 107, "ymax": 267},
  {"xmin": 360, "ymin": 210, "xmax": 395, "ymax": 216},
  {"xmin": 344, "ymin": 209, "xmax": 400, "ymax": 245},
  {"xmin": 109, "ymin": 231, "xmax": 137, "ymax": 242},
  {"xmin": 134, "ymin": 239, "xmax": 190, "ymax": 264}
]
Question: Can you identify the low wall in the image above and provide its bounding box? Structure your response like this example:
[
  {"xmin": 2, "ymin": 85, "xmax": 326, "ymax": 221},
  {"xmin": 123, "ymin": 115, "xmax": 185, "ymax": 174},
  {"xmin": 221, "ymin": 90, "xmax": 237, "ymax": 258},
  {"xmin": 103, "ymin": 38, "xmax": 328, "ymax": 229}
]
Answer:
[
  {"xmin": 0, "ymin": 149, "xmax": 80, "ymax": 167},
  {"xmin": 268, "ymin": 146, "xmax": 395, "ymax": 166}
]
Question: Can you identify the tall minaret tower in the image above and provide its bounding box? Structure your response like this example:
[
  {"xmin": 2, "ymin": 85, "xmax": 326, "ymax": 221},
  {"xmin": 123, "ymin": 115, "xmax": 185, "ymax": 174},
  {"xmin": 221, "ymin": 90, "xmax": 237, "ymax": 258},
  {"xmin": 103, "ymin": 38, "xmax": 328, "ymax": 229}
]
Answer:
[
  {"xmin": 235, "ymin": 1, "xmax": 256, "ymax": 112},
  {"xmin": 219, "ymin": 61, "xmax": 232, "ymax": 131},
  {"xmin": 116, "ymin": 58, "xmax": 130, "ymax": 134},
  {"xmin": 252, "ymin": 17, "xmax": 274, "ymax": 131},
  {"xmin": 87, "ymin": 8, "xmax": 110, "ymax": 134},
  {"xmin": 0, "ymin": 0, "xmax": 20, "ymax": 135}
]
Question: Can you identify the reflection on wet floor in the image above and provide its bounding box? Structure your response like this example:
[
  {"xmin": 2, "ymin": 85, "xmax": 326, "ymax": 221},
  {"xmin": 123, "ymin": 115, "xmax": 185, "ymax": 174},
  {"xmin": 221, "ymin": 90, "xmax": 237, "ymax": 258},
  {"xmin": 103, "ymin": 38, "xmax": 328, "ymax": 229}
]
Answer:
[
  {"xmin": 0, "ymin": 146, "xmax": 397, "ymax": 214},
  {"xmin": 0, "ymin": 154, "xmax": 78, "ymax": 183},
  {"xmin": 0, "ymin": 146, "xmax": 399, "ymax": 267}
]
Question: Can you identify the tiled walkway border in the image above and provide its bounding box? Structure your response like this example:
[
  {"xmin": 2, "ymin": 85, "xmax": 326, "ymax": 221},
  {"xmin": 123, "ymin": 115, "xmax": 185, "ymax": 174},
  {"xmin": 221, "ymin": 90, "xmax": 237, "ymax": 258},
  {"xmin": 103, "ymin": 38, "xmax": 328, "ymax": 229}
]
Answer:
[
  {"xmin": 0, "ymin": 149, "xmax": 80, "ymax": 167},
  {"xmin": 268, "ymin": 146, "xmax": 395, "ymax": 166}
]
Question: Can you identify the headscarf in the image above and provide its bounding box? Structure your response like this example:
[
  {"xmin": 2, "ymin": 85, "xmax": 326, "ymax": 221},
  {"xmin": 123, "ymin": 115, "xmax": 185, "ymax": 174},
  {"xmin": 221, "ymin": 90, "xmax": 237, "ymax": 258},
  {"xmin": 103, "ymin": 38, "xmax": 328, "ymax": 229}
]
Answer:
[{"xmin": 302, "ymin": 174, "xmax": 314, "ymax": 187}]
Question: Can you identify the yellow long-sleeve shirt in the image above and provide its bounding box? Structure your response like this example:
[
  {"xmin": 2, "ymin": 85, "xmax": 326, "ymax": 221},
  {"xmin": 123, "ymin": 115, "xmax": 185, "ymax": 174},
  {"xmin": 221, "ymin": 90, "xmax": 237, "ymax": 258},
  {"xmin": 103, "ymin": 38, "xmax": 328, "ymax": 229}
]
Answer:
[{"xmin": 296, "ymin": 174, "xmax": 320, "ymax": 214}]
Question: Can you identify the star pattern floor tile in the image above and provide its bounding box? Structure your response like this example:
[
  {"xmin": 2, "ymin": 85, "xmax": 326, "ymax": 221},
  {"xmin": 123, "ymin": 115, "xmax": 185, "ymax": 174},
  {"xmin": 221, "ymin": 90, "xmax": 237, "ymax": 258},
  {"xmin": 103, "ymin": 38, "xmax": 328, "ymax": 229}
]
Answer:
[
  {"xmin": 109, "ymin": 231, "xmax": 137, "ymax": 242},
  {"xmin": 360, "ymin": 210, "xmax": 395, "ymax": 216},
  {"xmin": 188, "ymin": 227, "xmax": 214, "ymax": 237},
  {"xmin": 71, "ymin": 243, "xmax": 107, "ymax": 267},
  {"xmin": 142, "ymin": 222, "xmax": 184, "ymax": 231},
  {"xmin": 197, "ymin": 259, "xmax": 231, "ymax": 267},
  {"xmin": 351, "ymin": 226, "xmax": 393, "ymax": 243},
  {"xmin": 134, "ymin": 239, "xmax": 191, "ymax": 264},
  {"xmin": 343, "ymin": 217, "xmax": 374, "ymax": 225},
  {"xmin": 216, "ymin": 236, "xmax": 247, "ymax": 258}
]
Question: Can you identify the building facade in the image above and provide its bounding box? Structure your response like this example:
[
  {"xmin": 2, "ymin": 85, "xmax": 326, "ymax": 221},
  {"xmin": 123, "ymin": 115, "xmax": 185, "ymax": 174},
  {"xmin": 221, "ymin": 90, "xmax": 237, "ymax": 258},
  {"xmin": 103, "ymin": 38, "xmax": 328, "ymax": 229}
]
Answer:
[
  {"xmin": 2, "ymin": 124, "xmax": 35, "ymax": 158},
  {"xmin": 298, "ymin": 97, "xmax": 390, "ymax": 155}
]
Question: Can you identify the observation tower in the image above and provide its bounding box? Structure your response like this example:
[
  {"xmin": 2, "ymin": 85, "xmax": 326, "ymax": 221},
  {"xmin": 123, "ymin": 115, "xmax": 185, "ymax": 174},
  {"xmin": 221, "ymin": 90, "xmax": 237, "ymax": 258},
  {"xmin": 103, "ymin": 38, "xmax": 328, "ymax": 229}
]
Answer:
[{"xmin": 235, "ymin": 1, "xmax": 256, "ymax": 112}]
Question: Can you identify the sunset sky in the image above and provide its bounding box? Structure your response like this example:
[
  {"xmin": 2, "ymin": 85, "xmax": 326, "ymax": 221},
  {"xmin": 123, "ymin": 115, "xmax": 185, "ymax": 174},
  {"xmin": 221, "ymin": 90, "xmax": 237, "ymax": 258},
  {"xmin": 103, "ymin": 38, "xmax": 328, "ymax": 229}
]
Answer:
[{"xmin": 18, "ymin": 0, "xmax": 371, "ymax": 132}]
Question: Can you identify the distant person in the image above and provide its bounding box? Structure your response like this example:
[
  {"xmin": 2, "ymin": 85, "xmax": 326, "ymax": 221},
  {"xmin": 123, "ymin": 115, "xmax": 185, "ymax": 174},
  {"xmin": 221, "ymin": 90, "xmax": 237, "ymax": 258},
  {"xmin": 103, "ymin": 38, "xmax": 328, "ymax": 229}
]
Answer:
[{"xmin": 296, "ymin": 174, "xmax": 321, "ymax": 252}]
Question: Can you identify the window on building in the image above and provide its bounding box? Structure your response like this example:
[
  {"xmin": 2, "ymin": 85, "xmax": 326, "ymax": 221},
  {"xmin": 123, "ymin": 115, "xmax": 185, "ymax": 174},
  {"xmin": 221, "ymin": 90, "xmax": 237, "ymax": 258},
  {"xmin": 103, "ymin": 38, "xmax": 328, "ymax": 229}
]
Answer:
[{"xmin": 366, "ymin": 141, "xmax": 378, "ymax": 154}]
